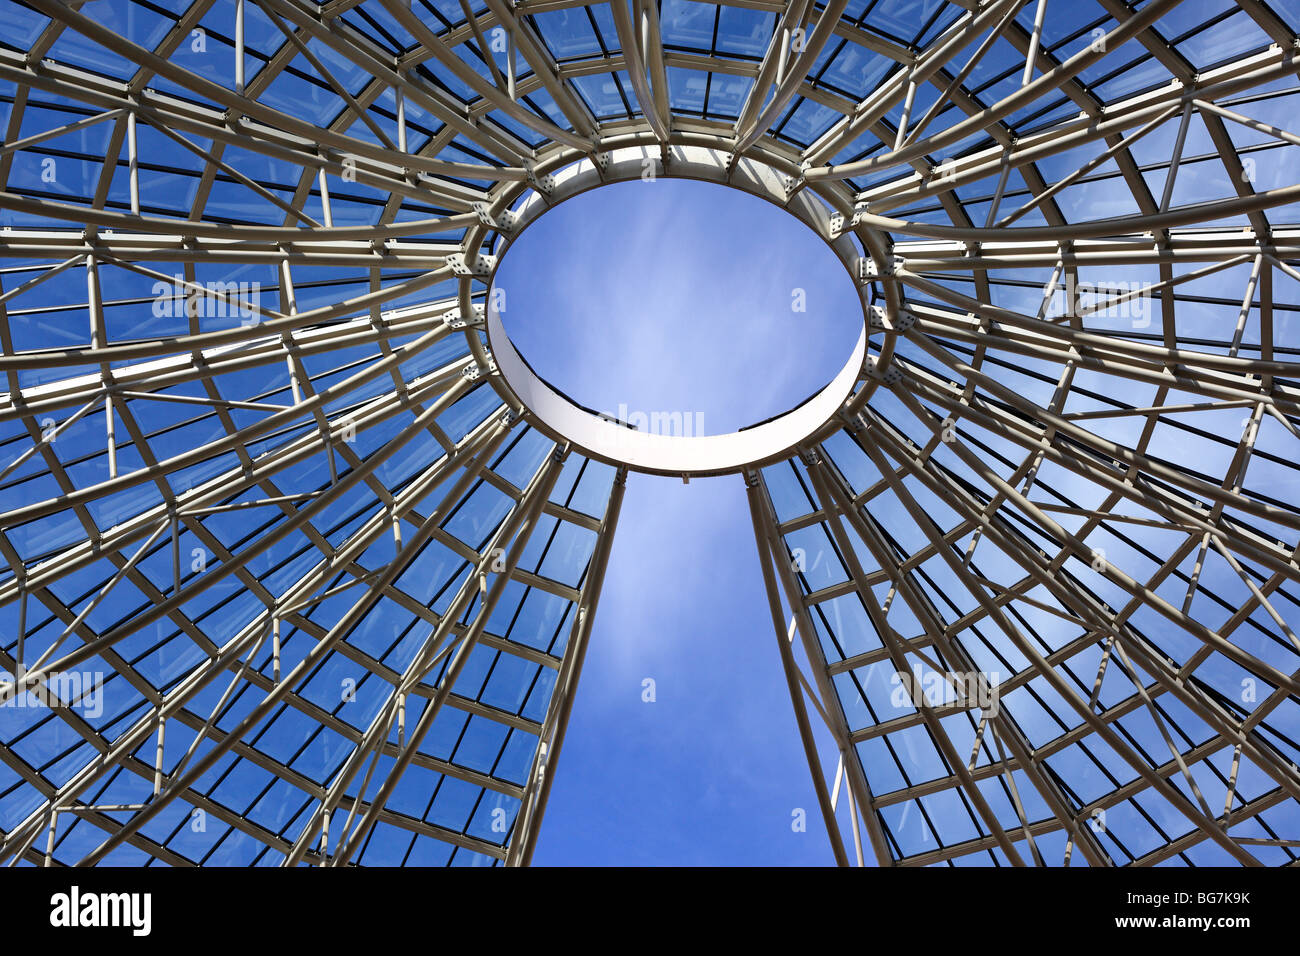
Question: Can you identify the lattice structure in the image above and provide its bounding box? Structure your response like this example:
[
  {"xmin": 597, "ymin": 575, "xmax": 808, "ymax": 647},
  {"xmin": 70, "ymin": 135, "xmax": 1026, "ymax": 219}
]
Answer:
[{"xmin": 0, "ymin": 0, "xmax": 1297, "ymax": 866}]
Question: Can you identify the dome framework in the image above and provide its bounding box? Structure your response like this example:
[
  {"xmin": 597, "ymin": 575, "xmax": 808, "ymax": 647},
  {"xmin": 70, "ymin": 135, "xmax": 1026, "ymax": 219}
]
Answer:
[{"xmin": 0, "ymin": 0, "xmax": 1296, "ymax": 866}]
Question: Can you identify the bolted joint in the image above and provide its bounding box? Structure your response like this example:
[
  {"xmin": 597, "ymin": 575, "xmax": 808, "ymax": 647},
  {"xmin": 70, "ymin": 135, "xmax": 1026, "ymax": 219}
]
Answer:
[
  {"xmin": 868, "ymin": 306, "xmax": 915, "ymax": 334},
  {"xmin": 446, "ymin": 252, "xmax": 496, "ymax": 277},
  {"xmin": 461, "ymin": 357, "xmax": 497, "ymax": 381},
  {"xmin": 859, "ymin": 254, "xmax": 906, "ymax": 282},
  {"xmin": 442, "ymin": 303, "xmax": 486, "ymax": 330},
  {"xmin": 838, "ymin": 409, "xmax": 869, "ymax": 434},
  {"xmin": 472, "ymin": 202, "xmax": 516, "ymax": 234},
  {"xmin": 525, "ymin": 164, "xmax": 556, "ymax": 195},
  {"xmin": 866, "ymin": 356, "xmax": 904, "ymax": 387},
  {"xmin": 858, "ymin": 256, "xmax": 888, "ymax": 282}
]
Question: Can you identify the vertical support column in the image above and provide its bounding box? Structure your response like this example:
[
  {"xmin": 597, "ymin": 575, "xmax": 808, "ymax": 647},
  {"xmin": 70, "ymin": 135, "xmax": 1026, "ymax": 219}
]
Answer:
[
  {"xmin": 126, "ymin": 109, "xmax": 139, "ymax": 216},
  {"xmin": 235, "ymin": 0, "xmax": 246, "ymax": 95},
  {"xmin": 395, "ymin": 86, "xmax": 407, "ymax": 154},
  {"xmin": 638, "ymin": 0, "xmax": 671, "ymax": 133},
  {"xmin": 169, "ymin": 505, "xmax": 181, "ymax": 596},
  {"xmin": 278, "ymin": 257, "xmax": 302, "ymax": 405},
  {"xmin": 105, "ymin": 393, "xmax": 117, "ymax": 479},
  {"xmin": 894, "ymin": 75, "xmax": 917, "ymax": 149},
  {"xmin": 1021, "ymin": 0, "xmax": 1048, "ymax": 87},
  {"xmin": 317, "ymin": 167, "xmax": 333, "ymax": 229},
  {"xmin": 43, "ymin": 809, "xmax": 57, "ymax": 867},
  {"xmin": 272, "ymin": 616, "xmax": 281, "ymax": 684},
  {"xmin": 15, "ymin": 580, "xmax": 27, "ymax": 678},
  {"xmin": 86, "ymin": 255, "xmax": 117, "ymax": 479},
  {"xmin": 153, "ymin": 717, "xmax": 166, "ymax": 795},
  {"xmin": 1160, "ymin": 102, "xmax": 1194, "ymax": 213},
  {"xmin": 507, "ymin": 17, "xmax": 516, "ymax": 102}
]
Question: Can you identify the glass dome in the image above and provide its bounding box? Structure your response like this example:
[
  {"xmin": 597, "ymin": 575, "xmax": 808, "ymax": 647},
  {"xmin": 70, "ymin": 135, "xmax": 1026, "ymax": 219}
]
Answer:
[{"xmin": 0, "ymin": 0, "xmax": 1297, "ymax": 867}]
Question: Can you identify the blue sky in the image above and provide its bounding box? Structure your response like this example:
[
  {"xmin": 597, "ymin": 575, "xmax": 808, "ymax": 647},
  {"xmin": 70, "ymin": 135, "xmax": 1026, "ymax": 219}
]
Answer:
[
  {"xmin": 493, "ymin": 179, "xmax": 862, "ymax": 864},
  {"xmin": 496, "ymin": 178, "xmax": 861, "ymax": 434}
]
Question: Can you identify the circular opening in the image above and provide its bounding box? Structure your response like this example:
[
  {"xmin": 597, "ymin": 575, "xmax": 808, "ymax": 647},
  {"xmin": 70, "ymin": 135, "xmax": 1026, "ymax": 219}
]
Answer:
[
  {"xmin": 483, "ymin": 147, "xmax": 872, "ymax": 477},
  {"xmin": 492, "ymin": 179, "xmax": 863, "ymax": 435}
]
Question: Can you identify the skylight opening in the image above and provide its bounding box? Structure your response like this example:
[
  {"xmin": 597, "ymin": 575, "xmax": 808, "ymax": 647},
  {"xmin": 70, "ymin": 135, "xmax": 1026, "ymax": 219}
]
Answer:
[{"xmin": 492, "ymin": 178, "xmax": 863, "ymax": 438}]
